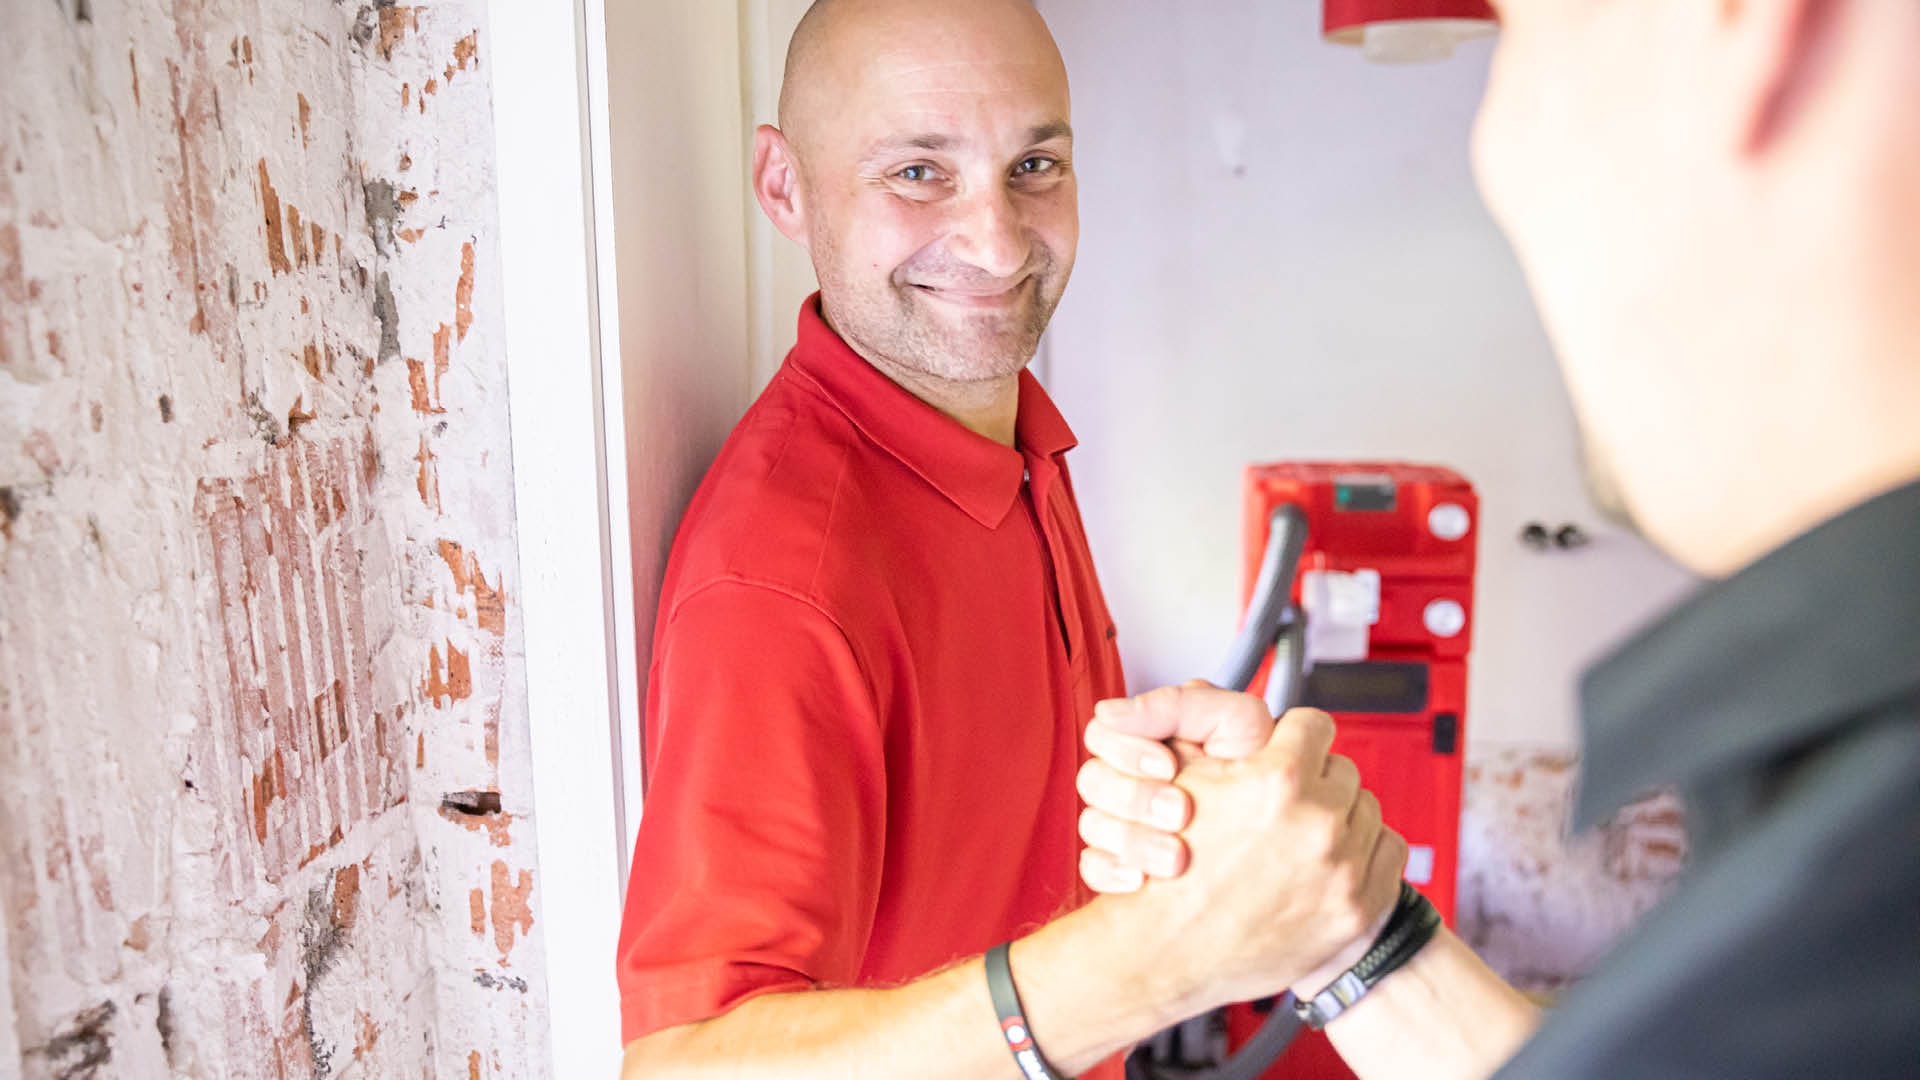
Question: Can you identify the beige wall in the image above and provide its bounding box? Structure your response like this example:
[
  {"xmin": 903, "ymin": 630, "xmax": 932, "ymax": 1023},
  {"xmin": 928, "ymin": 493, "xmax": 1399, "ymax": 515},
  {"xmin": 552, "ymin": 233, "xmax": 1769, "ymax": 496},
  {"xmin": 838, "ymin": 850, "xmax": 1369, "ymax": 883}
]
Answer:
[{"xmin": 0, "ymin": 0, "xmax": 548, "ymax": 1075}]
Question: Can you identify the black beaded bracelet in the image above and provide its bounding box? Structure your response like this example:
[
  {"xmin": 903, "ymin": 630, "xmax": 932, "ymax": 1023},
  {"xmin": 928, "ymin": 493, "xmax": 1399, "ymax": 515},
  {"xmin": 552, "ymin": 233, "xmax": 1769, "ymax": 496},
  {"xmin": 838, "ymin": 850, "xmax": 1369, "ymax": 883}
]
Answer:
[
  {"xmin": 1291, "ymin": 882, "xmax": 1444, "ymax": 1029},
  {"xmin": 985, "ymin": 942, "xmax": 1062, "ymax": 1079}
]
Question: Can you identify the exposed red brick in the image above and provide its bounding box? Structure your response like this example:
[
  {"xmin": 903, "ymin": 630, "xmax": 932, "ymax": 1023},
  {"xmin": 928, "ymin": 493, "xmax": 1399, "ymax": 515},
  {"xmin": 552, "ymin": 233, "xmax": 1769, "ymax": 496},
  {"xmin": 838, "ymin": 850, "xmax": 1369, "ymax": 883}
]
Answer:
[
  {"xmin": 129, "ymin": 48, "xmax": 141, "ymax": 106},
  {"xmin": 453, "ymin": 32, "xmax": 478, "ymax": 72},
  {"xmin": 379, "ymin": 7, "xmax": 419, "ymax": 59},
  {"xmin": 297, "ymin": 93, "xmax": 311, "ymax": 148},
  {"xmin": 289, "ymin": 204, "xmax": 310, "ymax": 266},
  {"xmin": 416, "ymin": 435, "xmax": 440, "ymax": 511},
  {"xmin": 258, "ymin": 160, "xmax": 292, "ymax": 275},
  {"xmin": 436, "ymin": 540, "xmax": 506, "ymax": 635},
  {"xmin": 469, "ymin": 888, "xmax": 486, "ymax": 936},
  {"xmin": 469, "ymin": 1051, "xmax": 482, "ymax": 1080},
  {"xmin": 438, "ymin": 804, "xmax": 513, "ymax": 848},
  {"xmin": 198, "ymin": 438, "xmax": 401, "ymax": 887},
  {"xmin": 417, "ymin": 732, "xmax": 426, "ymax": 769},
  {"xmin": 488, "ymin": 860, "xmax": 534, "ymax": 962},
  {"xmin": 302, "ymin": 343, "xmax": 322, "ymax": 379},
  {"xmin": 332, "ymin": 864, "xmax": 361, "ymax": 930},
  {"xmin": 407, "ymin": 353, "xmax": 447, "ymax": 414},
  {"xmin": 0, "ymin": 223, "xmax": 21, "ymax": 367},
  {"xmin": 81, "ymin": 833, "xmax": 114, "ymax": 911},
  {"xmin": 455, "ymin": 242, "xmax": 475, "ymax": 340},
  {"xmin": 423, "ymin": 641, "xmax": 471, "ymax": 706}
]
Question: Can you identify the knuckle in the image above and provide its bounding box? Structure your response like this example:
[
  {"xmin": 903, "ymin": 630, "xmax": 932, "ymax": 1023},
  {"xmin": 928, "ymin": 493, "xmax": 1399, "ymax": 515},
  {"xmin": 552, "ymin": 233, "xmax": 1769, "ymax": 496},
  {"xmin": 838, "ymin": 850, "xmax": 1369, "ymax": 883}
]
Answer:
[{"xmin": 1292, "ymin": 707, "xmax": 1336, "ymax": 738}]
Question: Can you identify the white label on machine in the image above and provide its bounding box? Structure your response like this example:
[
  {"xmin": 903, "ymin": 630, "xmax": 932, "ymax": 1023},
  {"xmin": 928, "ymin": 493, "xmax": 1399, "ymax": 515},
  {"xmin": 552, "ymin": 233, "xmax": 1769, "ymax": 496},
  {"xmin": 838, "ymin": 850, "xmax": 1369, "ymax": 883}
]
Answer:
[
  {"xmin": 1404, "ymin": 845, "xmax": 1436, "ymax": 886},
  {"xmin": 1302, "ymin": 568, "xmax": 1380, "ymax": 664}
]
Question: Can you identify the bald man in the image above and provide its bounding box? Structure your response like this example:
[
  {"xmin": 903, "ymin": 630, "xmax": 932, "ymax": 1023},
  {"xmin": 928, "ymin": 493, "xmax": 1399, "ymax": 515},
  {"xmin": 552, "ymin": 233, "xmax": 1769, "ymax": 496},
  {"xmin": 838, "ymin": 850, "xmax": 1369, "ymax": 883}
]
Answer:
[
  {"xmin": 614, "ymin": 2, "xmax": 1403, "ymax": 1077},
  {"xmin": 1083, "ymin": 1, "xmax": 1920, "ymax": 1077}
]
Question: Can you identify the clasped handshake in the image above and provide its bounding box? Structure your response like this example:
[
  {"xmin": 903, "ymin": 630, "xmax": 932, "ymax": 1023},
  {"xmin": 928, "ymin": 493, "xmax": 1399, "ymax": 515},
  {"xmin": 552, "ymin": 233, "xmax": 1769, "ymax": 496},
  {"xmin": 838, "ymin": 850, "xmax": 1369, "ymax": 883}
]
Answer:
[{"xmin": 1075, "ymin": 681, "xmax": 1409, "ymax": 1007}]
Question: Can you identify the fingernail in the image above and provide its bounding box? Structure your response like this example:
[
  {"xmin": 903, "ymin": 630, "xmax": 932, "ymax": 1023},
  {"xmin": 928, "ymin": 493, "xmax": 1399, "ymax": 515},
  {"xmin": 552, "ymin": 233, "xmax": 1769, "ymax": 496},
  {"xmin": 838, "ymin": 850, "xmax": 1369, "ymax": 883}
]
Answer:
[
  {"xmin": 1151, "ymin": 788, "xmax": 1185, "ymax": 828},
  {"xmin": 1094, "ymin": 697, "xmax": 1135, "ymax": 720},
  {"xmin": 1140, "ymin": 752, "xmax": 1175, "ymax": 781}
]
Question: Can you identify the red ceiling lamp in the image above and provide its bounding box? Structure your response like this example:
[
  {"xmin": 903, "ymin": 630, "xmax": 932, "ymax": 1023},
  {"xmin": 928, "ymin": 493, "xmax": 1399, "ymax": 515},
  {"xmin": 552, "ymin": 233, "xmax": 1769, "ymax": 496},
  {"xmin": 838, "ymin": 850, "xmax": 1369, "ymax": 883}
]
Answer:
[{"xmin": 1325, "ymin": 0, "xmax": 1499, "ymax": 63}]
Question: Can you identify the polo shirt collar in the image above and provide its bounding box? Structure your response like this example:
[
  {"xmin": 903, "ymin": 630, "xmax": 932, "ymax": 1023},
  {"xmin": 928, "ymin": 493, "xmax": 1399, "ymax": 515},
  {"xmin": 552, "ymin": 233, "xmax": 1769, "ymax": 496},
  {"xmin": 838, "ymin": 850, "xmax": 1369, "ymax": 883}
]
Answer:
[
  {"xmin": 1574, "ymin": 477, "xmax": 1920, "ymax": 830},
  {"xmin": 786, "ymin": 295, "xmax": 1078, "ymax": 528}
]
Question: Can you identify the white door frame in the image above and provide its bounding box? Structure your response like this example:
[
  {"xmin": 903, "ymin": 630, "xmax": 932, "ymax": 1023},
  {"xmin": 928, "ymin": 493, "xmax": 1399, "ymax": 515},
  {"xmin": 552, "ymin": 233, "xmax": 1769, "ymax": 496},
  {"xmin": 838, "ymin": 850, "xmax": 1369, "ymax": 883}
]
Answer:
[
  {"xmin": 489, "ymin": 2, "xmax": 809, "ymax": 1075},
  {"xmin": 487, "ymin": 0, "xmax": 634, "ymax": 1076}
]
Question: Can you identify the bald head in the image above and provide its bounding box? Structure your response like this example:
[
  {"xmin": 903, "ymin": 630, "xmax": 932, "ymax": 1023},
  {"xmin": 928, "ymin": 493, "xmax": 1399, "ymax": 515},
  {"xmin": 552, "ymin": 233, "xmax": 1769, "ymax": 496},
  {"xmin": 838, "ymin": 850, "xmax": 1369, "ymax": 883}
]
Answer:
[{"xmin": 777, "ymin": 0, "xmax": 1067, "ymax": 164}]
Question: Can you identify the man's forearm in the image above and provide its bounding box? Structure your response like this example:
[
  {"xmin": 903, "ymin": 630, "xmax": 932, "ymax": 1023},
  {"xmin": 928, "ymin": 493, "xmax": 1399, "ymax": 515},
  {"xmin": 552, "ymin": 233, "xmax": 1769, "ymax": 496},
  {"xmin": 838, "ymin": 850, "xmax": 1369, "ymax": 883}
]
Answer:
[
  {"xmin": 622, "ymin": 894, "xmax": 1210, "ymax": 1079},
  {"xmin": 1316, "ymin": 927, "xmax": 1541, "ymax": 1080}
]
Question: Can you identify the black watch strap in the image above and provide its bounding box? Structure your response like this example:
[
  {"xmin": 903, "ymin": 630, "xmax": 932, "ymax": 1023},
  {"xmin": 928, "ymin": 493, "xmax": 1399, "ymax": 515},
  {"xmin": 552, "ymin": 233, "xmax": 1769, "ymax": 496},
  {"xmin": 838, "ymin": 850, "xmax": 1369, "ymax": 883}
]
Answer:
[
  {"xmin": 1292, "ymin": 883, "xmax": 1444, "ymax": 1030},
  {"xmin": 986, "ymin": 942, "xmax": 1064, "ymax": 1079}
]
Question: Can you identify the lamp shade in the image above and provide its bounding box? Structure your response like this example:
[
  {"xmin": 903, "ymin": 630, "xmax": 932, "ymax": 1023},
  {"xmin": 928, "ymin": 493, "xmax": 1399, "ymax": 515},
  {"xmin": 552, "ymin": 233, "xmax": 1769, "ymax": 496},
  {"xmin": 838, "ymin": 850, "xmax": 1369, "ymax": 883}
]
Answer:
[{"xmin": 1325, "ymin": 0, "xmax": 1498, "ymax": 63}]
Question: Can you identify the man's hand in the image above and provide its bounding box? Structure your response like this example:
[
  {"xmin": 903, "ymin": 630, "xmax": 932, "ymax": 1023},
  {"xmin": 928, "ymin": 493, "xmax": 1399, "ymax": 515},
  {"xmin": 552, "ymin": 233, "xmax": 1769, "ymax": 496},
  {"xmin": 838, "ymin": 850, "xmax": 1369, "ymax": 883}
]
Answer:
[{"xmin": 1083, "ymin": 684, "xmax": 1409, "ymax": 1005}]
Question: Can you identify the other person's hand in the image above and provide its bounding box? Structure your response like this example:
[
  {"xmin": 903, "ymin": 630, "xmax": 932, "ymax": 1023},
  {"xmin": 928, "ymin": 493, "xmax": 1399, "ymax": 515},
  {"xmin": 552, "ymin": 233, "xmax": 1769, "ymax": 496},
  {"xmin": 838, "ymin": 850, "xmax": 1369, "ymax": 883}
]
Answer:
[{"xmin": 1083, "ymin": 684, "xmax": 1408, "ymax": 1004}]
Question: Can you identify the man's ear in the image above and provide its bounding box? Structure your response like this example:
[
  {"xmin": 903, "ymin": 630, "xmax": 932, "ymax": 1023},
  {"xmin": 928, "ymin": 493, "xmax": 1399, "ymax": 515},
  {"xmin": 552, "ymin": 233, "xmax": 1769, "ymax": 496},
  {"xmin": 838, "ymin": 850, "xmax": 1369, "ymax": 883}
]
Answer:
[
  {"xmin": 753, "ymin": 125, "xmax": 810, "ymax": 249},
  {"xmin": 1722, "ymin": 0, "xmax": 1845, "ymax": 155}
]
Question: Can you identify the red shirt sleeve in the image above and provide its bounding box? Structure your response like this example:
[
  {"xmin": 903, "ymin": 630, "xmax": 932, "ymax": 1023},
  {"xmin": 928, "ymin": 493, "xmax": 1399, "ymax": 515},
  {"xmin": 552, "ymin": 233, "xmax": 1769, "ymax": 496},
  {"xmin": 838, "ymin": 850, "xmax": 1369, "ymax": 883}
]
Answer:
[{"xmin": 616, "ymin": 580, "xmax": 887, "ymax": 1045}]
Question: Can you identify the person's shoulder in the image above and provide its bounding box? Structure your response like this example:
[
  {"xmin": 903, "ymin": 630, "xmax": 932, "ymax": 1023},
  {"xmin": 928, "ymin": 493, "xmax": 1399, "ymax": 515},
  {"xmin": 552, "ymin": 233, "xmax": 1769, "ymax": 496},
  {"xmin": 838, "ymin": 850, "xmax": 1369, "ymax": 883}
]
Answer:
[{"xmin": 668, "ymin": 367, "xmax": 874, "ymax": 608}]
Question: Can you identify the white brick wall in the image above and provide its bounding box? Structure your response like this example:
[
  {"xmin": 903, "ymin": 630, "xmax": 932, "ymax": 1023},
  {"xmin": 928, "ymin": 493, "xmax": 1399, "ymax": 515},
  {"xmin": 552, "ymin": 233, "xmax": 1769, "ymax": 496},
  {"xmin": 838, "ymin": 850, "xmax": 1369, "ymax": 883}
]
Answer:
[{"xmin": 0, "ymin": 1, "xmax": 549, "ymax": 1076}]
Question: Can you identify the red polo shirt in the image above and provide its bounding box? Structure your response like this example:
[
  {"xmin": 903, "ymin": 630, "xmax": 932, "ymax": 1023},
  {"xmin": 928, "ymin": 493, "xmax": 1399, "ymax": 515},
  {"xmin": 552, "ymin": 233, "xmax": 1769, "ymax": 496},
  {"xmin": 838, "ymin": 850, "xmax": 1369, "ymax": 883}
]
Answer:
[{"xmin": 616, "ymin": 298, "xmax": 1127, "ymax": 1077}]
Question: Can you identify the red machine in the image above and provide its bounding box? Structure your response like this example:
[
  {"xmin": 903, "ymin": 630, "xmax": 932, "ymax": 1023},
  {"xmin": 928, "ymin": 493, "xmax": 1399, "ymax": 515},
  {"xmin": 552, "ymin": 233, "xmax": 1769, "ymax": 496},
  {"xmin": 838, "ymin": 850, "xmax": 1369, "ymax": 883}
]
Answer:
[
  {"xmin": 1232, "ymin": 463, "xmax": 1478, "ymax": 1079},
  {"xmin": 1131, "ymin": 464, "xmax": 1478, "ymax": 1080}
]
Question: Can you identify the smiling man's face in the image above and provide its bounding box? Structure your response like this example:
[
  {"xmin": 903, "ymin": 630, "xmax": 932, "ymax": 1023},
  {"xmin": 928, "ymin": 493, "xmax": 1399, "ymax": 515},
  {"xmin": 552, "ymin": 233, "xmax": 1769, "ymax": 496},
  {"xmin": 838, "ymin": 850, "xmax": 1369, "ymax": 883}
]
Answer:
[{"xmin": 773, "ymin": 0, "xmax": 1078, "ymax": 385}]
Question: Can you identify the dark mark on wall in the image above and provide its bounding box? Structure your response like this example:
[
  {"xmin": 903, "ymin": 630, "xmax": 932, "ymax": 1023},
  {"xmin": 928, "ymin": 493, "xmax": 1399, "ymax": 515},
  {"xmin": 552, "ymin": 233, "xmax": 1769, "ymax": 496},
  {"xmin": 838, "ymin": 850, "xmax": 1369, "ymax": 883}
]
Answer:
[
  {"xmin": 351, "ymin": 6, "xmax": 378, "ymax": 49},
  {"xmin": 441, "ymin": 790, "xmax": 503, "ymax": 816},
  {"xmin": 158, "ymin": 394, "xmax": 174, "ymax": 422},
  {"xmin": 243, "ymin": 393, "xmax": 283, "ymax": 445},
  {"xmin": 27, "ymin": 999, "xmax": 115, "ymax": 1077},
  {"xmin": 0, "ymin": 486, "xmax": 18, "ymax": 540},
  {"xmin": 373, "ymin": 272, "xmax": 400, "ymax": 362},
  {"xmin": 300, "ymin": 883, "xmax": 350, "ymax": 1079},
  {"xmin": 363, "ymin": 178, "xmax": 398, "ymax": 256},
  {"xmin": 72, "ymin": 0, "xmax": 93, "ymax": 24},
  {"xmin": 473, "ymin": 970, "xmax": 530, "ymax": 994},
  {"xmin": 156, "ymin": 985, "xmax": 177, "ymax": 1067}
]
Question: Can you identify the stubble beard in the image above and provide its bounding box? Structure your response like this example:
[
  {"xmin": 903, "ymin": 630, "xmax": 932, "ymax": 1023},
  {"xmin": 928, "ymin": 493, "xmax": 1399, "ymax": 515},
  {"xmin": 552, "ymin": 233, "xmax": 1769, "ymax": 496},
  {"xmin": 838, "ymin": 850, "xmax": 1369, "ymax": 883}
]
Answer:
[{"xmin": 812, "ymin": 229, "xmax": 1068, "ymax": 386}]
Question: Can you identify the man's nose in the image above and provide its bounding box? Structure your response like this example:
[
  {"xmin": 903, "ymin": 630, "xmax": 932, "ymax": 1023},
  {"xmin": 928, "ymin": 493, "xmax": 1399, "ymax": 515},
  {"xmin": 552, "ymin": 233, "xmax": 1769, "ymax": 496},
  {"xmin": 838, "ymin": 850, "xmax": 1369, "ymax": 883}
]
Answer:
[{"xmin": 948, "ymin": 184, "xmax": 1031, "ymax": 281}]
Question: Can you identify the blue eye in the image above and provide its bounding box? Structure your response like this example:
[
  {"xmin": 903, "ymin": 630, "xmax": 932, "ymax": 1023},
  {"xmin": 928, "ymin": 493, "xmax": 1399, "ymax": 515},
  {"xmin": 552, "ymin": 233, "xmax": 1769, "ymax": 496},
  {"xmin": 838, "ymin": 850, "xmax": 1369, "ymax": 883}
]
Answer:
[
  {"xmin": 1018, "ymin": 157, "xmax": 1057, "ymax": 175},
  {"xmin": 898, "ymin": 165, "xmax": 933, "ymax": 182}
]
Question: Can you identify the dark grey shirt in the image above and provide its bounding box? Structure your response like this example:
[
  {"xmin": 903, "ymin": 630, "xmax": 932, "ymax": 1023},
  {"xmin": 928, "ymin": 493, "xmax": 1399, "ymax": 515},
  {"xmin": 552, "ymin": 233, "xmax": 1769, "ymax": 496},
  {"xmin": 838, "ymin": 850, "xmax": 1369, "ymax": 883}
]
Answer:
[{"xmin": 1493, "ymin": 479, "xmax": 1920, "ymax": 1079}]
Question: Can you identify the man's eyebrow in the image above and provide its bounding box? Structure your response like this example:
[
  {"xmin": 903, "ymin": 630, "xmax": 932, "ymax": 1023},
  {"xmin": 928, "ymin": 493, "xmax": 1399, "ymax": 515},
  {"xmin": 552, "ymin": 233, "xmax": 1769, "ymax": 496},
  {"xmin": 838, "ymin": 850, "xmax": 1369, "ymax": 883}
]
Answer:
[
  {"xmin": 1027, "ymin": 122, "xmax": 1073, "ymax": 145},
  {"xmin": 861, "ymin": 123, "xmax": 1072, "ymax": 162},
  {"xmin": 865, "ymin": 133, "xmax": 958, "ymax": 159}
]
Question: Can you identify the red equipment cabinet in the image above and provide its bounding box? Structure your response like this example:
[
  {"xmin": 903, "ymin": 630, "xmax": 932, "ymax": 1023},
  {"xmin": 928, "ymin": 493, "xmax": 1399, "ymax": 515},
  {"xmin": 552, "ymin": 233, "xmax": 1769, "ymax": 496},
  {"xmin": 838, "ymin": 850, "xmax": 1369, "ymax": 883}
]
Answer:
[{"xmin": 1230, "ymin": 462, "xmax": 1478, "ymax": 1080}]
